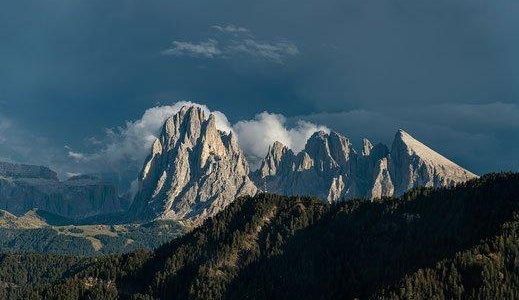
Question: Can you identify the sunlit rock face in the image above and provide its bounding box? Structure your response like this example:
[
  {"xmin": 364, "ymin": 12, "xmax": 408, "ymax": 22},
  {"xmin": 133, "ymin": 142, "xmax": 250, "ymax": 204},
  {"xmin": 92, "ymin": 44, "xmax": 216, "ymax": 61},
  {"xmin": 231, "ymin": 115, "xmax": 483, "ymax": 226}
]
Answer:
[
  {"xmin": 129, "ymin": 106, "xmax": 257, "ymax": 224},
  {"xmin": 254, "ymin": 129, "xmax": 477, "ymax": 202},
  {"xmin": 130, "ymin": 107, "xmax": 476, "ymax": 223},
  {"xmin": 389, "ymin": 129, "xmax": 477, "ymax": 196}
]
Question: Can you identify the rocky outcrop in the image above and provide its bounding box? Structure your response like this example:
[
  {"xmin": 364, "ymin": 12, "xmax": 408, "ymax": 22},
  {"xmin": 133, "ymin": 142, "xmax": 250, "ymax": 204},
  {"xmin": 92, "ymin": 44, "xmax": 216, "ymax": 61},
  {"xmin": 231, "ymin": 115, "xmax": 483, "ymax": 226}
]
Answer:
[
  {"xmin": 129, "ymin": 106, "xmax": 257, "ymax": 224},
  {"xmin": 254, "ymin": 129, "xmax": 477, "ymax": 202},
  {"xmin": 0, "ymin": 162, "xmax": 129, "ymax": 219}
]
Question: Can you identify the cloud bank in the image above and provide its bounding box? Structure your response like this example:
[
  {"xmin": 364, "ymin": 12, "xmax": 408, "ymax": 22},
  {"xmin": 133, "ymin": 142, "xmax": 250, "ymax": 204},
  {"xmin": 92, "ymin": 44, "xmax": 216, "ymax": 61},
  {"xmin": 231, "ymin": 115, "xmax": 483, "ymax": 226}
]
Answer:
[
  {"xmin": 233, "ymin": 112, "xmax": 329, "ymax": 168},
  {"xmin": 67, "ymin": 101, "xmax": 232, "ymax": 166},
  {"xmin": 162, "ymin": 24, "xmax": 299, "ymax": 64},
  {"xmin": 66, "ymin": 101, "xmax": 327, "ymax": 183}
]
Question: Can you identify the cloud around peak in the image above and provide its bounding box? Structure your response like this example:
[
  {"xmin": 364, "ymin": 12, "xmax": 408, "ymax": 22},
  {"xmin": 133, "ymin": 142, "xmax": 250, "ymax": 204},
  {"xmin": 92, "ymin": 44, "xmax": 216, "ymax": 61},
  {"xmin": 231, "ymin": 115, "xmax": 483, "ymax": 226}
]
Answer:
[
  {"xmin": 66, "ymin": 101, "xmax": 327, "ymax": 178},
  {"xmin": 233, "ymin": 112, "xmax": 329, "ymax": 168}
]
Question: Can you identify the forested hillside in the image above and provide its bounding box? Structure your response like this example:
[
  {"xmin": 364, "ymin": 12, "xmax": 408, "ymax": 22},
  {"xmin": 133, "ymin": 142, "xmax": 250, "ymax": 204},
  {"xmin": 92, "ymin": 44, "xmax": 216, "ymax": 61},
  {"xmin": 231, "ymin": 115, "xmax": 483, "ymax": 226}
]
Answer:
[
  {"xmin": 1, "ymin": 173, "xmax": 518, "ymax": 299},
  {"xmin": 0, "ymin": 220, "xmax": 185, "ymax": 256}
]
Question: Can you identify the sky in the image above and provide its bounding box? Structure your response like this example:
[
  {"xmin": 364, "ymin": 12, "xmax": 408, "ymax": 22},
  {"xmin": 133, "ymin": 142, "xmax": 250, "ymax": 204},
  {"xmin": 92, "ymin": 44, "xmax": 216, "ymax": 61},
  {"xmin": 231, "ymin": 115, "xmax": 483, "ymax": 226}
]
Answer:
[{"xmin": 0, "ymin": 0, "xmax": 518, "ymax": 188}]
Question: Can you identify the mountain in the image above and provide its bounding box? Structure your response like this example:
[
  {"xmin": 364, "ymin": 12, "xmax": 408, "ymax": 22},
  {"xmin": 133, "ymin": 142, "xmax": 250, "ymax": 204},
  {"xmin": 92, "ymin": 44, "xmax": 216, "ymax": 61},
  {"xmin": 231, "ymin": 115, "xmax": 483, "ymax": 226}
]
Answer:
[
  {"xmin": 0, "ymin": 162, "xmax": 57, "ymax": 180},
  {"xmin": 0, "ymin": 107, "xmax": 476, "ymax": 226},
  {"xmin": 0, "ymin": 162, "xmax": 130, "ymax": 219},
  {"xmin": 254, "ymin": 129, "xmax": 477, "ymax": 202},
  {"xmin": 389, "ymin": 129, "xmax": 477, "ymax": 195},
  {"xmin": 2, "ymin": 173, "xmax": 518, "ymax": 299},
  {"xmin": 129, "ymin": 106, "xmax": 257, "ymax": 224}
]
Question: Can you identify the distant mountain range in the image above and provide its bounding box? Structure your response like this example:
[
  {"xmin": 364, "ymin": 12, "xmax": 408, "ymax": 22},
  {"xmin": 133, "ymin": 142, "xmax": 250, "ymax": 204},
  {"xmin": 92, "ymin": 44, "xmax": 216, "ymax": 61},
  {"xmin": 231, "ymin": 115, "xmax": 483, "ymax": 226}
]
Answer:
[
  {"xmin": 0, "ymin": 105, "xmax": 477, "ymax": 225},
  {"xmin": 129, "ymin": 105, "xmax": 476, "ymax": 224},
  {"xmin": 0, "ymin": 161, "xmax": 130, "ymax": 219}
]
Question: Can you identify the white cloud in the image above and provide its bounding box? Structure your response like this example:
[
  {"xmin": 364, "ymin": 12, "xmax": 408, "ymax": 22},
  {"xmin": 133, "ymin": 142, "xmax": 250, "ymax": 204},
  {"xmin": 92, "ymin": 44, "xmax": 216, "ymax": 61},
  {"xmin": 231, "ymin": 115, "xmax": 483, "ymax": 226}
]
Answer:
[
  {"xmin": 162, "ymin": 24, "xmax": 299, "ymax": 64},
  {"xmin": 161, "ymin": 39, "xmax": 221, "ymax": 58},
  {"xmin": 228, "ymin": 39, "xmax": 299, "ymax": 63},
  {"xmin": 68, "ymin": 151, "xmax": 87, "ymax": 161},
  {"xmin": 69, "ymin": 101, "xmax": 232, "ymax": 171},
  {"xmin": 70, "ymin": 101, "xmax": 327, "ymax": 178},
  {"xmin": 212, "ymin": 24, "xmax": 249, "ymax": 33},
  {"xmin": 65, "ymin": 172, "xmax": 81, "ymax": 178},
  {"xmin": 233, "ymin": 112, "xmax": 329, "ymax": 169}
]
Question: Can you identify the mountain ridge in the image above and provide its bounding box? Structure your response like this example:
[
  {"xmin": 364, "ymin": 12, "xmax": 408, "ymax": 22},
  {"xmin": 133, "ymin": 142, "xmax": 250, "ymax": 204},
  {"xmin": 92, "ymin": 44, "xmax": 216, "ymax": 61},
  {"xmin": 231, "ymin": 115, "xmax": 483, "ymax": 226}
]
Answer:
[
  {"xmin": 254, "ymin": 127, "xmax": 477, "ymax": 202},
  {"xmin": 0, "ymin": 105, "xmax": 477, "ymax": 225}
]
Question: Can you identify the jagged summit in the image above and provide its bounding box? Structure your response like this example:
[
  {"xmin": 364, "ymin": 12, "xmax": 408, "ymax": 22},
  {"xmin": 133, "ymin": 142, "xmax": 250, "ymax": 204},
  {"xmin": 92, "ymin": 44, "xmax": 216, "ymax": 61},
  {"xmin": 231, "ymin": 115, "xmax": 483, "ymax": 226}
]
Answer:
[
  {"xmin": 129, "ymin": 105, "xmax": 257, "ymax": 224},
  {"xmin": 257, "ymin": 141, "xmax": 293, "ymax": 178},
  {"xmin": 362, "ymin": 138, "xmax": 373, "ymax": 156},
  {"xmin": 123, "ymin": 109, "xmax": 477, "ymax": 222},
  {"xmin": 253, "ymin": 130, "xmax": 359, "ymax": 202},
  {"xmin": 392, "ymin": 129, "xmax": 473, "ymax": 171},
  {"xmin": 254, "ymin": 128, "xmax": 477, "ymax": 202},
  {"xmin": 390, "ymin": 129, "xmax": 477, "ymax": 195}
]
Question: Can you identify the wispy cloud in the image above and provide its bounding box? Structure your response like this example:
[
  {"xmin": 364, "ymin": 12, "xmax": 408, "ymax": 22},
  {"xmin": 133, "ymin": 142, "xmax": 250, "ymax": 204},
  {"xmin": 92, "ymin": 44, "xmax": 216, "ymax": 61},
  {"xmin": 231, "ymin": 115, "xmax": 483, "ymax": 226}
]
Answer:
[
  {"xmin": 162, "ymin": 24, "xmax": 299, "ymax": 64},
  {"xmin": 68, "ymin": 151, "xmax": 87, "ymax": 161},
  {"xmin": 211, "ymin": 24, "xmax": 249, "ymax": 34},
  {"xmin": 228, "ymin": 39, "xmax": 299, "ymax": 64},
  {"xmin": 0, "ymin": 112, "xmax": 62, "ymax": 170},
  {"xmin": 161, "ymin": 39, "xmax": 221, "ymax": 58}
]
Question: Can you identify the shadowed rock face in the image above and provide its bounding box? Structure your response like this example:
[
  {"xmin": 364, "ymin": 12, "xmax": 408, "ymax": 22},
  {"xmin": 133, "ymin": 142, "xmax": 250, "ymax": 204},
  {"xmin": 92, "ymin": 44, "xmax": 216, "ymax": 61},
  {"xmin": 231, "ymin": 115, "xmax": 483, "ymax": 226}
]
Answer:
[
  {"xmin": 129, "ymin": 106, "xmax": 257, "ymax": 224},
  {"xmin": 0, "ymin": 162, "xmax": 57, "ymax": 180},
  {"xmin": 254, "ymin": 129, "xmax": 477, "ymax": 202},
  {"xmin": 0, "ymin": 163, "xmax": 128, "ymax": 219}
]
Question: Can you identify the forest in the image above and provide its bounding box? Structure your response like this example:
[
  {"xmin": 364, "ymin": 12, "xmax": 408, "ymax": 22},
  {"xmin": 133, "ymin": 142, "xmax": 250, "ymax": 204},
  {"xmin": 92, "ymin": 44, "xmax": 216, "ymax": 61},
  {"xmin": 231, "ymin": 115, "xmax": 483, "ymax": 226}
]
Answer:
[{"xmin": 0, "ymin": 172, "xmax": 518, "ymax": 300}]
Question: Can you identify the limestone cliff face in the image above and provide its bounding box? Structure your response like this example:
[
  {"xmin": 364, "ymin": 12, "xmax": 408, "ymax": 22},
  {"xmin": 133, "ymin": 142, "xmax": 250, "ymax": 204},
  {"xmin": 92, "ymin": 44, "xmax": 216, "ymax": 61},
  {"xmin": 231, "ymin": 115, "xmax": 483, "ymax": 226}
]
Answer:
[
  {"xmin": 0, "ymin": 162, "xmax": 128, "ymax": 219},
  {"xmin": 254, "ymin": 131, "xmax": 359, "ymax": 202},
  {"xmin": 389, "ymin": 129, "xmax": 477, "ymax": 196},
  {"xmin": 129, "ymin": 106, "xmax": 257, "ymax": 223},
  {"xmin": 254, "ymin": 129, "xmax": 477, "ymax": 202}
]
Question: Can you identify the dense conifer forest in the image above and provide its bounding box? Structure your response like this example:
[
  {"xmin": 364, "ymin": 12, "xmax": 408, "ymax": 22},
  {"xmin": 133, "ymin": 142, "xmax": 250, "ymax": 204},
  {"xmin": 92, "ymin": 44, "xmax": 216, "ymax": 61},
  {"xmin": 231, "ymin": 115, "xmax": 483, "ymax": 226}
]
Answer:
[{"xmin": 1, "ymin": 173, "xmax": 518, "ymax": 299}]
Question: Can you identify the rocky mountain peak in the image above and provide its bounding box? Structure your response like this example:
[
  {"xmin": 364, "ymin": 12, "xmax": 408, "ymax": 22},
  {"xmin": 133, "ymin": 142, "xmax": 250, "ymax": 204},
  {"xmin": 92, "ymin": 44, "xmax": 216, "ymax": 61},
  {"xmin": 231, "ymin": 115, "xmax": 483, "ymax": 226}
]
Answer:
[
  {"xmin": 390, "ymin": 129, "xmax": 477, "ymax": 195},
  {"xmin": 257, "ymin": 141, "xmax": 293, "ymax": 178},
  {"xmin": 129, "ymin": 105, "xmax": 257, "ymax": 224},
  {"xmin": 362, "ymin": 138, "xmax": 373, "ymax": 156},
  {"xmin": 391, "ymin": 129, "xmax": 469, "ymax": 169},
  {"xmin": 254, "ymin": 128, "xmax": 477, "ymax": 202}
]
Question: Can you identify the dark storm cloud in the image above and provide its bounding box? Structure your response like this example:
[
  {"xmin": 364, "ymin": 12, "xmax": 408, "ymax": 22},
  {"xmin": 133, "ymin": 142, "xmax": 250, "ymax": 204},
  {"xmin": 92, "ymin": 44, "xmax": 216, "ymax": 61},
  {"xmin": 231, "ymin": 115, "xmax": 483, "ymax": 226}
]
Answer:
[{"xmin": 0, "ymin": 0, "xmax": 517, "ymax": 179}]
